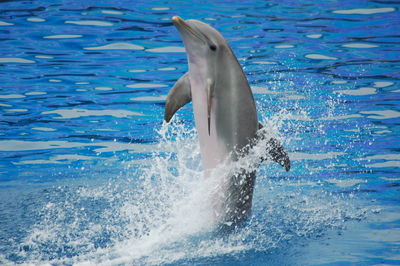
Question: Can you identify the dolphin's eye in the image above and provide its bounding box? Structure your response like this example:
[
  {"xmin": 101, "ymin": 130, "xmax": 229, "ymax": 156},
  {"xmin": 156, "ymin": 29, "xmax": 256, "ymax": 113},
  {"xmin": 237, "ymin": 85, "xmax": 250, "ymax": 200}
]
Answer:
[{"xmin": 209, "ymin": 44, "xmax": 217, "ymax": 51}]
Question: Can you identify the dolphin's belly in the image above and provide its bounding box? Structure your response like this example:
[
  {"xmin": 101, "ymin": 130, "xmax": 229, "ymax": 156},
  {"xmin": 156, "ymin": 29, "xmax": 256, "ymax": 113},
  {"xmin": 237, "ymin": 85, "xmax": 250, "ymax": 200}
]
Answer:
[
  {"xmin": 191, "ymin": 83, "xmax": 226, "ymax": 171},
  {"xmin": 190, "ymin": 77, "xmax": 258, "ymax": 170}
]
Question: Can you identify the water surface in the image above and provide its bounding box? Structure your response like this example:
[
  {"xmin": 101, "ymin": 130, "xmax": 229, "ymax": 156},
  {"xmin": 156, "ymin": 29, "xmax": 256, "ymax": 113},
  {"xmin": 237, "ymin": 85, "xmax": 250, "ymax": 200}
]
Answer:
[{"xmin": 0, "ymin": 0, "xmax": 399, "ymax": 265}]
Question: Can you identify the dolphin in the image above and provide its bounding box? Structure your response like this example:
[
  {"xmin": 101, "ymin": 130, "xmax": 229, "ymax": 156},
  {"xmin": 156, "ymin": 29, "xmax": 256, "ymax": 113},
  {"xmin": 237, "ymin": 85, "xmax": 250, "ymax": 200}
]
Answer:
[{"xmin": 164, "ymin": 16, "xmax": 290, "ymax": 229}]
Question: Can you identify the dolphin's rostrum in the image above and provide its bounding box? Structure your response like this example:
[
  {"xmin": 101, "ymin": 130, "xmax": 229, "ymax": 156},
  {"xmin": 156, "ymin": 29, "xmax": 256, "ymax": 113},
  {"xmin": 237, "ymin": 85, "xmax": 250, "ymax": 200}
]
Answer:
[{"xmin": 165, "ymin": 16, "xmax": 290, "ymax": 229}]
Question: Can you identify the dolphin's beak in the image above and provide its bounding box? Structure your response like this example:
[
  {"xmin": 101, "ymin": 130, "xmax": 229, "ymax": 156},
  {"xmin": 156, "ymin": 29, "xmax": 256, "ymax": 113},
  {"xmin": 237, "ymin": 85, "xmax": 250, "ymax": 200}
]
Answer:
[
  {"xmin": 172, "ymin": 16, "xmax": 205, "ymax": 44},
  {"xmin": 172, "ymin": 16, "xmax": 183, "ymax": 24}
]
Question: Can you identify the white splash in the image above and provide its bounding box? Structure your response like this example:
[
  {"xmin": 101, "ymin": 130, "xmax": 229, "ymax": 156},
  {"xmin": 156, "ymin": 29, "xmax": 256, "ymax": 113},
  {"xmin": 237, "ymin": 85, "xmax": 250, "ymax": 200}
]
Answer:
[{"xmin": 12, "ymin": 116, "xmax": 367, "ymax": 265}]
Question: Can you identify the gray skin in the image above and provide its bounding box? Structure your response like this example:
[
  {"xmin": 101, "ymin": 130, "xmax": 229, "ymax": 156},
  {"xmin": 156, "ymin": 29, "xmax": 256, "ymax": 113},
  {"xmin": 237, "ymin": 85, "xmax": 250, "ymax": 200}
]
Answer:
[{"xmin": 165, "ymin": 16, "xmax": 290, "ymax": 229}]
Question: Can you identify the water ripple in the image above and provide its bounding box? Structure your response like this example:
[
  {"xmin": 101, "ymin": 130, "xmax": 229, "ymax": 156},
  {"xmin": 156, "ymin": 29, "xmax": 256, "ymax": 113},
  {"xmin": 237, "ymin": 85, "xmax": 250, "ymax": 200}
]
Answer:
[
  {"xmin": 0, "ymin": 94, "xmax": 26, "ymax": 99},
  {"xmin": 26, "ymin": 17, "xmax": 45, "ymax": 22},
  {"xmin": 42, "ymin": 108, "xmax": 145, "ymax": 119},
  {"xmin": 0, "ymin": 21, "xmax": 13, "ymax": 26},
  {"xmin": 101, "ymin": 10, "xmax": 124, "ymax": 15},
  {"xmin": 342, "ymin": 43, "xmax": 379, "ymax": 48},
  {"xmin": 335, "ymin": 87, "xmax": 377, "ymax": 96},
  {"xmin": 0, "ymin": 57, "xmax": 35, "ymax": 63},
  {"xmin": 84, "ymin": 42, "xmax": 144, "ymax": 50},
  {"xmin": 43, "ymin": 34, "xmax": 83, "ymax": 39},
  {"xmin": 126, "ymin": 83, "xmax": 167, "ymax": 88},
  {"xmin": 373, "ymin": 81, "xmax": 394, "ymax": 88},
  {"xmin": 0, "ymin": 0, "xmax": 399, "ymax": 264},
  {"xmin": 65, "ymin": 20, "xmax": 114, "ymax": 26},
  {"xmin": 306, "ymin": 34, "xmax": 322, "ymax": 39},
  {"xmin": 0, "ymin": 140, "xmax": 153, "ymax": 153},
  {"xmin": 305, "ymin": 54, "xmax": 337, "ymax": 60},
  {"xmin": 146, "ymin": 46, "xmax": 185, "ymax": 53},
  {"xmin": 360, "ymin": 110, "xmax": 400, "ymax": 119},
  {"xmin": 130, "ymin": 95, "xmax": 167, "ymax": 102},
  {"xmin": 332, "ymin": 7, "xmax": 396, "ymax": 15}
]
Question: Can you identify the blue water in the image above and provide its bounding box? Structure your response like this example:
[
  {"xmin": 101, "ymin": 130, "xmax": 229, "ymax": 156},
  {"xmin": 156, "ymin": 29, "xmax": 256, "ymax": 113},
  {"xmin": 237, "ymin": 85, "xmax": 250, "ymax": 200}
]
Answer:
[{"xmin": 1, "ymin": 0, "xmax": 399, "ymax": 265}]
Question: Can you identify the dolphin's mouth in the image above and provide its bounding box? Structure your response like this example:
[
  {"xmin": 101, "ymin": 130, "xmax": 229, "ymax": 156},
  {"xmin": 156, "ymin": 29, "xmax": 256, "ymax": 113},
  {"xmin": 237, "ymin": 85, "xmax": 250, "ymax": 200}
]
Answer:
[{"xmin": 172, "ymin": 16, "xmax": 206, "ymax": 44}]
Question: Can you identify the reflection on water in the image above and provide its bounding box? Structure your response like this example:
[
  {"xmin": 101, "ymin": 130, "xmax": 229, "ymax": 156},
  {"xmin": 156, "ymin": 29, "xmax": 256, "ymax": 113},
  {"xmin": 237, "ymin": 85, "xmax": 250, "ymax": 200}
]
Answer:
[
  {"xmin": 0, "ymin": 94, "xmax": 26, "ymax": 99},
  {"xmin": 27, "ymin": 17, "xmax": 45, "ymax": 22},
  {"xmin": 125, "ymin": 83, "xmax": 167, "ymax": 88},
  {"xmin": 306, "ymin": 34, "xmax": 322, "ymax": 39},
  {"xmin": 43, "ymin": 34, "xmax": 83, "ymax": 39},
  {"xmin": 305, "ymin": 54, "xmax": 337, "ymax": 60},
  {"xmin": 146, "ymin": 46, "xmax": 185, "ymax": 53},
  {"xmin": 0, "ymin": 0, "xmax": 399, "ymax": 264},
  {"xmin": 342, "ymin": 43, "xmax": 379, "ymax": 48},
  {"xmin": 0, "ymin": 20, "xmax": 13, "ymax": 26},
  {"xmin": 101, "ymin": 10, "xmax": 124, "ymax": 15},
  {"xmin": 130, "ymin": 95, "xmax": 167, "ymax": 102},
  {"xmin": 0, "ymin": 140, "xmax": 154, "ymax": 153},
  {"xmin": 25, "ymin": 91, "xmax": 47, "ymax": 95},
  {"xmin": 335, "ymin": 87, "xmax": 376, "ymax": 96},
  {"xmin": 0, "ymin": 57, "xmax": 35, "ymax": 63},
  {"xmin": 84, "ymin": 42, "xmax": 145, "ymax": 50},
  {"xmin": 65, "ymin": 20, "xmax": 114, "ymax": 26},
  {"xmin": 42, "ymin": 108, "xmax": 145, "ymax": 119},
  {"xmin": 332, "ymin": 7, "xmax": 396, "ymax": 15}
]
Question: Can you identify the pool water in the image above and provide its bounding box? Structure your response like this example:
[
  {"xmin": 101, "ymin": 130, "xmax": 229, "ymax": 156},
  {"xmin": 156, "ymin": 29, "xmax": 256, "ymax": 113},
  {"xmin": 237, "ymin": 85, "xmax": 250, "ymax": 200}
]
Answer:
[{"xmin": 0, "ymin": 0, "xmax": 399, "ymax": 265}]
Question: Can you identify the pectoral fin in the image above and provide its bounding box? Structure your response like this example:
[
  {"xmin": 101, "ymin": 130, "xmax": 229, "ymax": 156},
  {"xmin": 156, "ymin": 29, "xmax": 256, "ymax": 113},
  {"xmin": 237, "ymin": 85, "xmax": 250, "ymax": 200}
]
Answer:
[
  {"xmin": 164, "ymin": 72, "xmax": 191, "ymax": 122},
  {"xmin": 258, "ymin": 123, "xmax": 291, "ymax": 171},
  {"xmin": 267, "ymin": 138, "xmax": 291, "ymax": 171}
]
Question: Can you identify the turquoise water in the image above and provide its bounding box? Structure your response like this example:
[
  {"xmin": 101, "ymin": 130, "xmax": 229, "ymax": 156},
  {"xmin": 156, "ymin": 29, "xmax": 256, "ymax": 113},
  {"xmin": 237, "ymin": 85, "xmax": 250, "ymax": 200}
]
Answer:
[{"xmin": 0, "ymin": 0, "xmax": 399, "ymax": 265}]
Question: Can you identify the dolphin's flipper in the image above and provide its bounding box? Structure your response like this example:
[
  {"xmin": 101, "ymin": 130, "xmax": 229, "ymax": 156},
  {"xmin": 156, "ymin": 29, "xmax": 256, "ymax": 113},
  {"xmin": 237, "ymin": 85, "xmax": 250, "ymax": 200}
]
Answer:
[
  {"xmin": 266, "ymin": 138, "xmax": 291, "ymax": 171},
  {"xmin": 258, "ymin": 123, "xmax": 291, "ymax": 171},
  {"xmin": 164, "ymin": 72, "xmax": 192, "ymax": 122}
]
